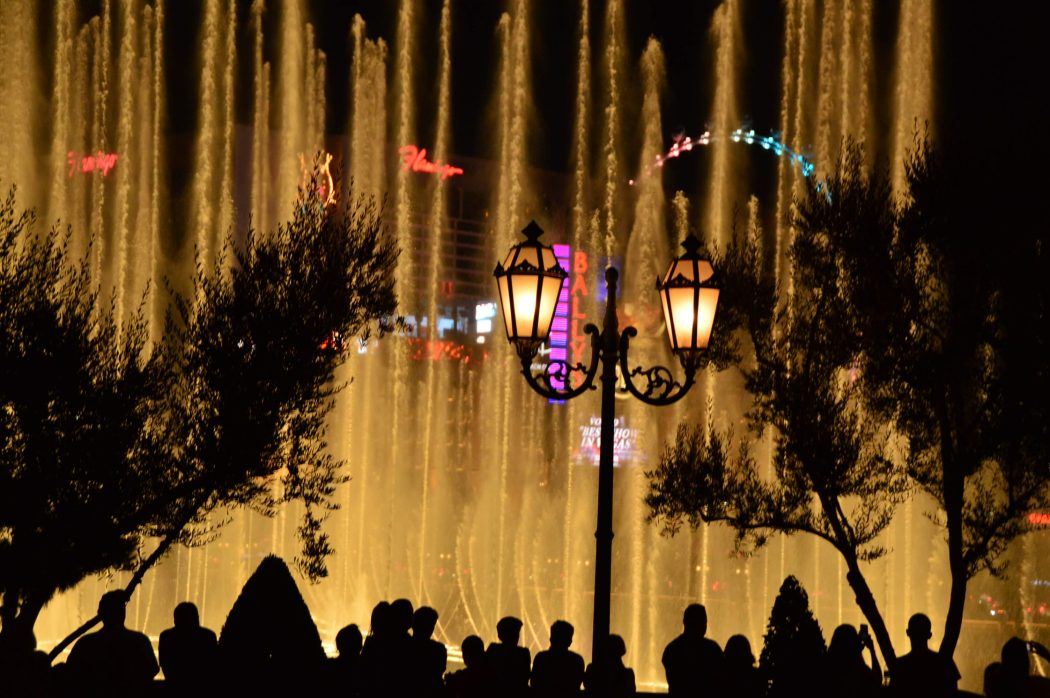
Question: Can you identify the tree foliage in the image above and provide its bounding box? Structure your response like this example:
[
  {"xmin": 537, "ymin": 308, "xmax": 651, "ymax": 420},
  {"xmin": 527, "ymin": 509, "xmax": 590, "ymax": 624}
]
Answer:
[
  {"xmin": 646, "ymin": 185, "xmax": 907, "ymax": 661},
  {"xmin": 0, "ymin": 179, "xmax": 398, "ymax": 648},
  {"xmin": 219, "ymin": 555, "xmax": 325, "ymax": 689},
  {"xmin": 648, "ymin": 135, "xmax": 1050, "ymax": 663},
  {"xmin": 151, "ymin": 185, "xmax": 398, "ymax": 581},
  {"xmin": 759, "ymin": 576, "xmax": 826, "ymax": 698},
  {"xmin": 793, "ymin": 137, "xmax": 1050, "ymax": 655},
  {"xmin": 0, "ymin": 188, "xmax": 162, "ymax": 635}
]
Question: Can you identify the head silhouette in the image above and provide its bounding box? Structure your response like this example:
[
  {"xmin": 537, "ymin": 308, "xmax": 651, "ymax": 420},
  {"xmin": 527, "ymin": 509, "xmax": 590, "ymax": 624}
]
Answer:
[
  {"xmin": 390, "ymin": 598, "xmax": 414, "ymax": 635},
  {"xmin": 496, "ymin": 616, "xmax": 523, "ymax": 645},
  {"xmin": 602, "ymin": 634, "xmax": 627, "ymax": 663},
  {"xmin": 906, "ymin": 613, "xmax": 932, "ymax": 651},
  {"xmin": 829, "ymin": 624, "xmax": 861, "ymax": 659},
  {"xmin": 724, "ymin": 635, "xmax": 754, "ymax": 668},
  {"xmin": 461, "ymin": 635, "xmax": 485, "ymax": 668},
  {"xmin": 550, "ymin": 620, "xmax": 574, "ymax": 650},
  {"xmin": 370, "ymin": 601, "xmax": 391, "ymax": 637},
  {"xmin": 336, "ymin": 624, "xmax": 363, "ymax": 658},
  {"xmin": 98, "ymin": 591, "xmax": 128, "ymax": 630},
  {"xmin": 1001, "ymin": 637, "xmax": 1031, "ymax": 678},
  {"xmin": 683, "ymin": 603, "xmax": 708, "ymax": 637},
  {"xmin": 173, "ymin": 602, "xmax": 200, "ymax": 630},
  {"xmin": 413, "ymin": 606, "xmax": 439, "ymax": 640}
]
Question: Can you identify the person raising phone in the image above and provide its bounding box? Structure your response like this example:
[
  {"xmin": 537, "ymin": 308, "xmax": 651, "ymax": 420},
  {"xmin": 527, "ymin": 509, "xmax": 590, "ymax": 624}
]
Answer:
[{"xmin": 817, "ymin": 623, "xmax": 882, "ymax": 698}]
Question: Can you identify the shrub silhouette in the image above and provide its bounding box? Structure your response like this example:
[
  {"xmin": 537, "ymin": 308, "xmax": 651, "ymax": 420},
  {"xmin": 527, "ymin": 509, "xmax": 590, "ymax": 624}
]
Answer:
[
  {"xmin": 760, "ymin": 575, "xmax": 826, "ymax": 697},
  {"xmin": 219, "ymin": 555, "xmax": 325, "ymax": 688}
]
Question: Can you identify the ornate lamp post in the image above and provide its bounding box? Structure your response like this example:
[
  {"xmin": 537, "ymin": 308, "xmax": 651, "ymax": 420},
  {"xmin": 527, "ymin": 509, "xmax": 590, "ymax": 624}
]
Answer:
[{"xmin": 494, "ymin": 220, "xmax": 720, "ymax": 657}]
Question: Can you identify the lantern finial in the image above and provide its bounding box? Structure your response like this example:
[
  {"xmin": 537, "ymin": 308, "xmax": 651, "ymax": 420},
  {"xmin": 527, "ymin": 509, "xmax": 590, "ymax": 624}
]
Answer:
[
  {"xmin": 681, "ymin": 233, "xmax": 701, "ymax": 256},
  {"xmin": 523, "ymin": 220, "xmax": 544, "ymax": 243}
]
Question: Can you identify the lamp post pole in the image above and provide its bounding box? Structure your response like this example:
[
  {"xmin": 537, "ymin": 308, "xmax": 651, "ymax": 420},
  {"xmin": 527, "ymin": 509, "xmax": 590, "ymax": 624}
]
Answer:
[
  {"xmin": 593, "ymin": 266, "xmax": 621, "ymax": 652},
  {"xmin": 495, "ymin": 221, "xmax": 718, "ymax": 659}
]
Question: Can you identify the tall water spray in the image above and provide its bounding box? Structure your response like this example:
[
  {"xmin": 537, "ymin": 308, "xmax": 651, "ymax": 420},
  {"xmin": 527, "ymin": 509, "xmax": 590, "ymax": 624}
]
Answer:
[
  {"xmin": 564, "ymin": 0, "xmax": 593, "ymax": 634},
  {"xmin": 600, "ymin": 0, "xmax": 626, "ymax": 260},
  {"xmin": 190, "ymin": 0, "xmax": 236, "ymax": 271},
  {"xmin": 891, "ymin": 0, "xmax": 933, "ymax": 194},
  {"xmin": 417, "ymin": 0, "xmax": 454, "ymax": 613},
  {"xmin": 0, "ymin": 0, "xmax": 40, "ymax": 206},
  {"xmin": 622, "ymin": 38, "xmax": 676, "ymax": 677}
]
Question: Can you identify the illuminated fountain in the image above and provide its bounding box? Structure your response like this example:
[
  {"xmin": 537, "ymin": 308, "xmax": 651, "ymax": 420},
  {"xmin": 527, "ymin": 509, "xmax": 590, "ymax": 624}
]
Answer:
[{"xmin": 0, "ymin": 0, "xmax": 949, "ymax": 688}]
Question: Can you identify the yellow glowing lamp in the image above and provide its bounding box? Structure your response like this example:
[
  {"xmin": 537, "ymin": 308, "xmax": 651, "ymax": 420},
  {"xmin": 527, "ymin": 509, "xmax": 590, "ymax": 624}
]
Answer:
[
  {"xmin": 493, "ymin": 221, "xmax": 567, "ymax": 356},
  {"xmin": 657, "ymin": 234, "xmax": 720, "ymax": 357}
]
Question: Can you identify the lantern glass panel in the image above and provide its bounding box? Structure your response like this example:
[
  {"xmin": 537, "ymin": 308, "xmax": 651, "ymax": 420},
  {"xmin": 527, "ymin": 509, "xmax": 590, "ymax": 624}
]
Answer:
[
  {"xmin": 667, "ymin": 287, "xmax": 696, "ymax": 350},
  {"xmin": 497, "ymin": 275, "xmax": 514, "ymax": 339},
  {"xmin": 535, "ymin": 275, "xmax": 563, "ymax": 338},
  {"xmin": 510, "ymin": 274, "xmax": 540, "ymax": 337},
  {"xmin": 518, "ymin": 247, "xmax": 540, "ymax": 269},
  {"xmin": 540, "ymin": 247, "xmax": 557, "ymax": 271},
  {"xmin": 695, "ymin": 287, "xmax": 719, "ymax": 348},
  {"xmin": 660, "ymin": 288, "xmax": 674, "ymax": 348}
]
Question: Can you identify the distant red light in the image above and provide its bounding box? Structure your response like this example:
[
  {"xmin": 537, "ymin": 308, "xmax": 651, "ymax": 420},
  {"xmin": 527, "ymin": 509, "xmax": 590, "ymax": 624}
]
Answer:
[{"xmin": 319, "ymin": 331, "xmax": 344, "ymax": 353}]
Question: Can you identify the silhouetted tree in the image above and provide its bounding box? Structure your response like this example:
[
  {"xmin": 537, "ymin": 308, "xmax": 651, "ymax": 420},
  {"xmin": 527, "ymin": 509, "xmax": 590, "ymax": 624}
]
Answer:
[
  {"xmin": 759, "ymin": 576, "xmax": 825, "ymax": 698},
  {"xmin": 0, "ymin": 178, "xmax": 399, "ymax": 654},
  {"xmin": 645, "ymin": 200, "xmax": 907, "ymax": 663},
  {"xmin": 0, "ymin": 187, "xmax": 164, "ymax": 646},
  {"xmin": 793, "ymin": 138, "xmax": 1050, "ymax": 657},
  {"xmin": 218, "ymin": 555, "xmax": 325, "ymax": 690}
]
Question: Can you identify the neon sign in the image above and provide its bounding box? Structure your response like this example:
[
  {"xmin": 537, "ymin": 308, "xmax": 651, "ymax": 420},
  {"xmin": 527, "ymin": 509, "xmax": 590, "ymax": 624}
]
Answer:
[
  {"xmin": 67, "ymin": 150, "xmax": 119, "ymax": 177},
  {"xmin": 577, "ymin": 416, "xmax": 640, "ymax": 467},
  {"xmin": 398, "ymin": 145, "xmax": 464, "ymax": 180},
  {"xmin": 298, "ymin": 151, "xmax": 337, "ymax": 207},
  {"xmin": 570, "ymin": 250, "xmax": 590, "ymax": 367},
  {"xmin": 628, "ymin": 127, "xmax": 826, "ymax": 199},
  {"xmin": 548, "ymin": 244, "xmax": 572, "ymax": 401}
]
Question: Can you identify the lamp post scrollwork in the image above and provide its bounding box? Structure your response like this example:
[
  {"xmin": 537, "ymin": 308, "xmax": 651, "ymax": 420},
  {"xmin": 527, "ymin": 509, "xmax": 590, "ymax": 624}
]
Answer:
[{"xmin": 494, "ymin": 221, "xmax": 719, "ymax": 657}]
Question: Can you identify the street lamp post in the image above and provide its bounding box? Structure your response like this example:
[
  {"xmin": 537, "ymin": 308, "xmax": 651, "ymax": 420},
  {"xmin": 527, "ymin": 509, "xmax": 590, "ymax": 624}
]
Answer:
[{"xmin": 494, "ymin": 220, "xmax": 720, "ymax": 658}]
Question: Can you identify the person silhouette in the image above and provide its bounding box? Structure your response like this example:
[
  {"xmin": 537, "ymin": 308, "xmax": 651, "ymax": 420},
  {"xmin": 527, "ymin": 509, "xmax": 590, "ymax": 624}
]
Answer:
[
  {"xmin": 389, "ymin": 598, "xmax": 415, "ymax": 640},
  {"xmin": 984, "ymin": 636, "xmax": 1050, "ymax": 697},
  {"xmin": 888, "ymin": 613, "xmax": 959, "ymax": 698},
  {"xmin": 359, "ymin": 601, "xmax": 389, "ymax": 695},
  {"xmin": 158, "ymin": 601, "xmax": 218, "ymax": 695},
  {"xmin": 361, "ymin": 599, "xmax": 417, "ymax": 695},
  {"xmin": 722, "ymin": 635, "xmax": 765, "ymax": 698},
  {"xmin": 817, "ymin": 624, "xmax": 881, "ymax": 698},
  {"xmin": 446, "ymin": 635, "xmax": 493, "ymax": 698},
  {"xmin": 325, "ymin": 623, "xmax": 362, "ymax": 696},
  {"xmin": 410, "ymin": 606, "xmax": 447, "ymax": 696},
  {"xmin": 584, "ymin": 634, "xmax": 636, "ymax": 697},
  {"xmin": 531, "ymin": 619, "xmax": 585, "ymax": 697},
  {"xmin": 67, "ymin": 590, "xmax": 159, "ymax": 697},
  {"xmin": 661, "ymin": 603, "xmax": 724, "ymax": 696},
  {"xmin": 486, "ymin": 616, "xmax": 531, "ymax": 694}
]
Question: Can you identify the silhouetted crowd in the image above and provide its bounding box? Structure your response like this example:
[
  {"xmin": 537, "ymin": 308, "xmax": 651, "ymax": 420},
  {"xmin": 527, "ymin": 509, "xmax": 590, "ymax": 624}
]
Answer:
[{"xmin": 3, "ymin": 591, "xmax": 1050, "ymax": 696}]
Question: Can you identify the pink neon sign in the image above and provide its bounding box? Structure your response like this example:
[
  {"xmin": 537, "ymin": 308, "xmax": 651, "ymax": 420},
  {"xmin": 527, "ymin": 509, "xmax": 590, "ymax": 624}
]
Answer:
[
  {"xmin": 398, "ymin": 145, "xmax": 464, "ymax": 180},
  {"xmin": 67, "ymin": 151, "xmax": 119, "ymax": 177}
]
